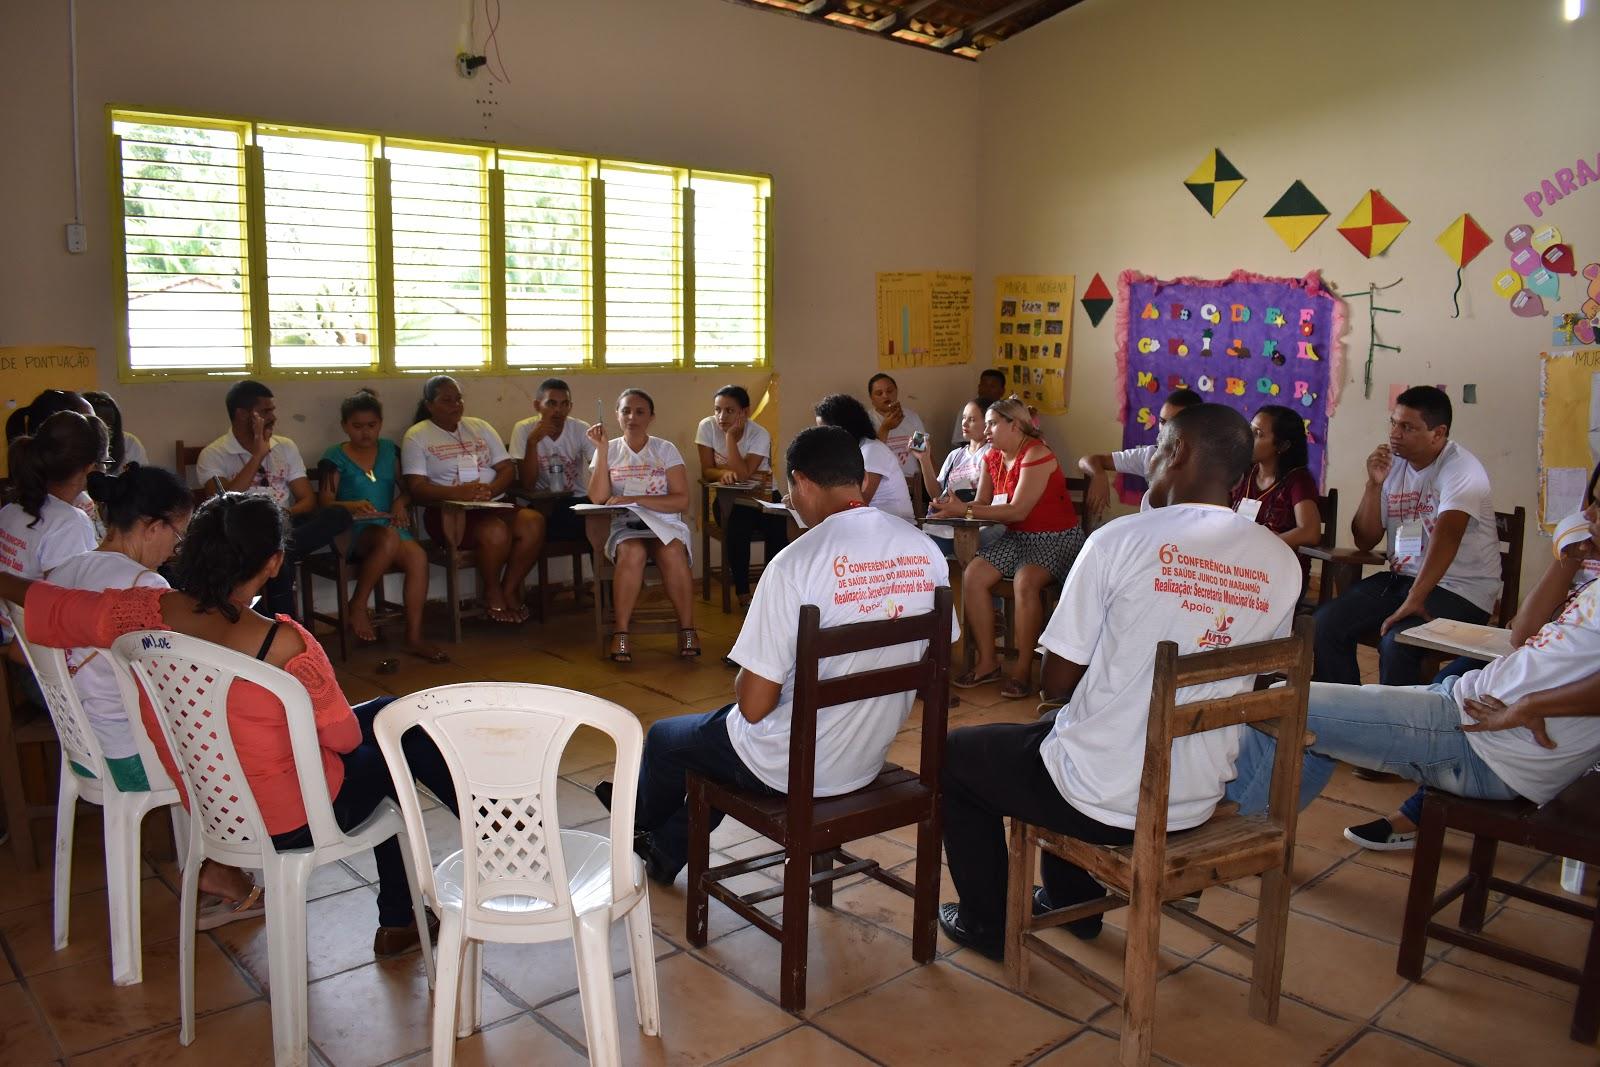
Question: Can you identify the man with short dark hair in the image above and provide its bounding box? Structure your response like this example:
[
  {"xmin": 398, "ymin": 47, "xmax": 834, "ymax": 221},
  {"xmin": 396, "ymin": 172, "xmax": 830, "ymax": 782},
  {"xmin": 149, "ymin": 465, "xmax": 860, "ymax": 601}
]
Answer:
[
  {"xmin": 1076, "ymin": 387, "xmax": 1203, "ymax": 518},
  {"xmin": 596, "ymin": 425, "xmax": 957, "ymax": 884},
  {"xmin": 195, "ymin": 380, "xmax": 352, "ymax": 617},
  {"xmin": 1313, "ymin": 385, "xmax": 1501, "ymax": 687},
  {"xmin": 509, "ymin": 377, "xmax": 595, "ymax": 541},
  {"xmin": 938, "ymin": 404, "xmax": 1301, "ymax": 958}
]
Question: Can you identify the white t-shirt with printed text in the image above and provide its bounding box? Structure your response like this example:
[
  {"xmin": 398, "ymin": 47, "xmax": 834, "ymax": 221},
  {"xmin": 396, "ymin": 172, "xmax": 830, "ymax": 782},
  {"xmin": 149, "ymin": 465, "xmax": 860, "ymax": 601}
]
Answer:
[
  {"xmin": 861, "ymin": 439, "xmax": 915, "ymax": 524},
  {"xmin": 508, "ymin": 416, "xmax": 595, "ymax": 495},
  {"xmin": 726, "ymin": 506, "xmax": 958, "ymax": 794},
  {"xmin": 1038, "ymin": 504, "xmax": 1301, "ymax": 830},
  {"xmin": 0, "ymin": 496, "xmax": 98, "ymax": 579},
  {"xmin": 694, "ymin": 417, "xmax": 773, "ymax": 474},
  {"xmin": 594, "ymin": 436, "xmax": 693, "ymax": 550},
  {"xmin": 402, "ymin": 417, "xmax": 508, "ymax": 490},
  {"xmin": 1379, "ymin": 440, "xmax": 1502, "ymax": 611},
  {"xmin": 869, "ymin": 407, "xmax": 926, "ymax": 477},
  {"xmin": 195, "ymin": 432, "xmax": 307, "ymax": 509}
]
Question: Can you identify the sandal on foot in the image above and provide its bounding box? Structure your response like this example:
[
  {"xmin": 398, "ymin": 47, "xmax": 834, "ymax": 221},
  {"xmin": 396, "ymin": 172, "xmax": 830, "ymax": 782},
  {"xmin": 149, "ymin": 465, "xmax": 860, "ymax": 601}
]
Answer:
[
  {"xmin": 678, "ymin": 628, "xmax": 702, "ymax": 658},
  {"xmin": 485, "ymin": 604, "xmax": 520, "ymax": 625},
  {"xmin": 197, "ymin": 884, "xmax": 265, "ymax": 931},
  {"xmin": 952, "ymin": 667, "xmax": 1002, "ymax": 689},
  {"xmin": 608, "ymin": 632, "xmax": 633, "ymax": 663},
  {"xmin": 405, "ymin": 644, "xmax": 450, "ymax": 664},
  {"xmin": 998, "ymin": 678, "xmax": 1034, "ymax": 700}
]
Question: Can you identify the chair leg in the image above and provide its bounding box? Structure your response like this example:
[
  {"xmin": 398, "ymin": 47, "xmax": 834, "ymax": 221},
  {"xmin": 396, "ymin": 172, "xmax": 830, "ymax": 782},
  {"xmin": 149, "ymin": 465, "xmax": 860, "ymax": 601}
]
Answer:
[
  {"xmin": 1249, "ymin": 866, "xmax": 1292, "ymax": 1024},
  {"xmin": 177, "ymin": 836, "xmax": 203, "ymax": 1046},
  {"xmin": 1004, "ymin": 819, "xmax": 1035, "ymax": 988},
  {"xmin": 0, "ymin": 673, "xmax": 37, "ymax": 872},
  {"xmin": 457, "ymin": 938, "xmax": 482, "ymax": 1038},
  {"xmin": 397, "ymin": 827, "xmax": 436, "ymax": 989},
  {"xmin": 571, "ymin": 551, "xmax": 586, "ymax": 607},
  {"xmin": 573, "ymin": 905, "xmax": 623, "ymax": 1067},
  {"xmin": 1460, "ymin": 834, "xmax": 1499, "ymax": 932},
  {"xmin": 1573, "ymin": 904, "xmax": 1600, "ymax": 1044},
  {"xmin": 810, "ymin": 852, "xmax": 833, "ymax": 908},
  {"xmin": 430, "ymin": 909, "xmax": 465, "ymax": 1067},
  {"xmin": 700, "ymin": 531, "xmax": 711, "ymax": 602},
  {"xmin": 262, "ymin": 854, "xmax": 315, "ymax": 1067},
  {"xmin": 334, "ymin": 557, "xmax": 350, "ymax": 662},
  {"xmin": 446, "ymin": 557, "xmax": 462, "ymax": 644},
  {"xmin": 624, "ymin": 892, "xmax": 661, "ymax": 1036},
  {"xmin": 52, "ymin": 760, "xmax": 78, "ymax": 951},
  {"xmin": 169, "ymin": 806, "xmax": 191, "ymax": 873},
  {"xmin": 779, "ymin": 840, "xmax": 813, "ymax": 1013},
  {"xmin": 912, "ymin": 814, "xmax": 942, "ymax": 965},
  {"xmin": 103, "ymin": 798, "xmax": 145, "ymax": 986},
  {"xmin": 1119, "ymin": 871, "xmax": 1163, "ymax": 1066},
  {"xmin": 721, "ymin": 555, "xmax": 733, "ymax": 615},
  {"xmin": 1398, "ymin": 800, "xmax": 1447, "ymax": 980},
  {"xmin": 685, "ymin": 776, "xmax": 711, "ymax": 947}
]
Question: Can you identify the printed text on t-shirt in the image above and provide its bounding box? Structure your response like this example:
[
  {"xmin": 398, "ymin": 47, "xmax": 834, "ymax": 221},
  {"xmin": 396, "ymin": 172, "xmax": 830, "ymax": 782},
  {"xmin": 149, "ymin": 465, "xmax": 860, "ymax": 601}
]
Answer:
[{"xmin": 831, "ymin": 553, "xmax": 937, "ymax": 616}]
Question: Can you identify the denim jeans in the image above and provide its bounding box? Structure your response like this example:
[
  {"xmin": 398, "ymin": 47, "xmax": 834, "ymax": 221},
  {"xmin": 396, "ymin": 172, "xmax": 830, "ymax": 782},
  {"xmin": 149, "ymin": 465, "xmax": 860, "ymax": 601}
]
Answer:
[
  {"xmin": 1226, "ymin": 675, "xmax": 1519, "ymax": 816},
  {"xmin": 1312, "ymin": 572, "xmax": 1489, "ymax": 686},
  {"xmin": 263, "ymin": 505, "xmax": 356, "ymax": 618}
]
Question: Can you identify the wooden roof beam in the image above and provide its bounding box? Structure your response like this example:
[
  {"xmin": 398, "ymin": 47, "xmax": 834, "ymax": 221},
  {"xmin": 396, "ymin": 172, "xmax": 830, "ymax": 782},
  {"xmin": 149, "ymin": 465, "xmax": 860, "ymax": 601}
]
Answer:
[
  {"xmin": 934, "ymin": 0, "xmax": 1039, "ymax": 48},
  {"xmin": 866, "ymin": 0, "xmax": 942, "ymax": 33}
]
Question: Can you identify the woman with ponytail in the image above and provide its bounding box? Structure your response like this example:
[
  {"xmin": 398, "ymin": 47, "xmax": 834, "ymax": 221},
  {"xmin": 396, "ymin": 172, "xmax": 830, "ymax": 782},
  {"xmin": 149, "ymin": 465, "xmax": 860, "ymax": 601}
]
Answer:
[
  {"xmin": 7, "ymin": 492, "xmax": 460, "ymax": 954},
  {"xmin": 0, "ymin": 411, "xmax": 105, "ymax": 578}
]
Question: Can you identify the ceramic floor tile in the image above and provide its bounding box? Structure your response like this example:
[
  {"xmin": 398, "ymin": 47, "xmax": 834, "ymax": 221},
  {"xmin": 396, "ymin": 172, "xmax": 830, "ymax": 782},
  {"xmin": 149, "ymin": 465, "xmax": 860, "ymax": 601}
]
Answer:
[
  {"xmin": 1198, "ymin": 911, "xmax": 1408, "ymax": 1020},
  {"xmin": 482, "ymin": 929, "xmax": 674, "ymax": 1010},
  {"xmin": 1378, "ymin": 960, "xmax": 1598, "ymax": 1066},
  {"xmin": 945, "ymin": 947, "xmax": 1110, "ymax": 1022},
  {"xmin": 652, "ymin": 865, "xmax": 781, "ymax": 948},
  {"xmin": 67, "ymin": 1000, "xmax": 276, "ymax": 1067},
  {"xmin": 1202, "ymin": 844, "xmax": 1342, "ymax": 902},
  {"xmin": 558, "ymin": 726, "xmax": 620, "ymax": 774},
  {"xmin": 1031, "ymin": 1029, "xmax": 1129, "ymax": 1065},
  {"xmin": 0, "ymin": 943, "xmax": 13, "ymax": 985},
  {"xmin": 0, "ymin": 981, "xmax": 58, "ymax": 1063},
  {"xmin": 211, "ymin": 884, "xmax": 380, "ymax": 990},
  {"xmin": 697, "ymin": 907, "xmax": 918, "ymax": 1014},
  {"xmin": 538, "ymin": 951, "xmax": 792, "ymax": 1065},
  {"xmin": 1, "ymin": 876, "xmax": 180, "ymax": 978},
  {"xmin": 1351, "ymin": 830, "xmax": 1546, "ymax": 888},
  {"xmin": 1291, "ymin": 797, "xmax": 1377, "ymax": 858},
  {"xmin": 1095, "ymin": 962, "xmax": 1359, "ymax": 1067},
  {"xmin": 1438, "ymin": 903, "xmax": 1592, "ymax": 999},
  {"xmin": 1102, "ymin": 886, "xmax": 1262, "ymax": 960},
  {"xmin": 829, "ymin": 861, "xmax": 958, "ymax": 957},
  {"xmin": 1327, "ymin": 1029, "xmax": 1461, "ymax": 1066},
  {"xmin": 1510, "ymin": 855, "xmax": 1599, "ymax": 914},
  {"xmin": 1319, "ymin": 764, "xmax": 1422, "ymax": 815},
  {"xmin": 29, "ymin": 936, "xmax": 257, "ymax": 1056},
  {"xmin": 402, "ymin": 1014, "xmax": 589, "ymax": 1067},
  {"xmin": 812, "ymin": 959, "xmax": 1077, "ymax": 1065},
  {"xmin": 0, "ymin": 835, "xmax": 112, "ymax": 916},
  {"xmin": 717, "ymin": 1024, "xmax": 875, "ymax": 1065},
  {"xmin": 307, "ymin": 953, "xmax": 518, "ymax": 1066},
  {"xmin": 1287, "ymin": 859, "xmax": 1413, "ymax": 944}
]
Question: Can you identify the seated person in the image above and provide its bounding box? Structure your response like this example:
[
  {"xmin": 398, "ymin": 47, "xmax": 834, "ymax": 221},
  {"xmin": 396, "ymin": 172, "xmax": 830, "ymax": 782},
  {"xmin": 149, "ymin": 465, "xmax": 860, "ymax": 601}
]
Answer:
[
  {"xmin": 586, "ymin": 388, "xmax": 698, "ymax": 661},
  {"xmin": 196, "ymin": 380, "xmax": 354, "ymax": 619},
  {"xmin": 1227, "ymin": 502, "xmax": 1600, "ymax": 837},
  {"xmin": 593, "ymin": 425, "xmax": 957, "ymax": 884},
  {"xmin": 4, "ymin": 389, "xmax": 105, "ymax": 533},
  {"xmin": 867, "ymin": 372, "xmax": 926, "ymax": 479},
  {"xmin": 48, "ymin": 464, "xmax": 261, "ymax": 924},
  {"xmin": 0, "ymin": 410, "xmax": 103, "ymax": 578},
  {"xmin": 934, "ymin": 398, "xmax": 1084, "ymax": 700},
  {"xmin": 510, "ymin": 377, "xmax": 596, "ymax": 542},
  {"xmin": 1314, "ymin": 386, "xmax": 1502, "ymax": 686},
  {"xmin": 1077, "ymin": 387, "xmax": 1202, "ymax": 519},
  {"xmin": 918, "ymin": 397, "xmax": 995, "ymax": 558},
  {"xmin": 695, "ymin": 384, "xmax": 787, "ymax": 608},
  {"xmin": 0, "ymin": 493, "xmax": 459, "ymax": 955},
  {"xmin": 814, "ymin": 393, "xmax": 915, "ymax": 524},
  {"xmin": 937, "ymin": 404, "xmax": 1300, "ymax": 958},
  {"xmin": 950, "ymin": 369, "xmax": 1007, "ymax": 444},
  {"xmin": 320, "ymin": 390, "xmax": 445, "ymax": 663},
  {"xmin": 402, "ymin": 375, "xmax": 546, "ymax": 624},
  {"xmin": 1232, "ymin": 403, "xmax": 1323, "ymax": 591},
  {"xmin": 84, "ymin": 390, "xmax": 150, "ymax": 475}
]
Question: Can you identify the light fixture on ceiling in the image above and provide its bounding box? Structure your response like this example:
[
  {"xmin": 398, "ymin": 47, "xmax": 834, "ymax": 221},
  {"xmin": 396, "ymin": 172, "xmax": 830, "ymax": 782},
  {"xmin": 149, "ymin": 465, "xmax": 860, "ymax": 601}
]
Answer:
[{"xmin": 1565, "ymin": 0, "xmax": 1583, "ymax": 21}]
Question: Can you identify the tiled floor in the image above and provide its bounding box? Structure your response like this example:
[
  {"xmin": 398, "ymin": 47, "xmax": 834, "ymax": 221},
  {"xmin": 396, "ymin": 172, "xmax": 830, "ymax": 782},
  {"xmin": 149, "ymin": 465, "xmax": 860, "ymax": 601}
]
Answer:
[{"xmin": 1, "ymin": 599, "xmax": 1595, "ymax": 1065}]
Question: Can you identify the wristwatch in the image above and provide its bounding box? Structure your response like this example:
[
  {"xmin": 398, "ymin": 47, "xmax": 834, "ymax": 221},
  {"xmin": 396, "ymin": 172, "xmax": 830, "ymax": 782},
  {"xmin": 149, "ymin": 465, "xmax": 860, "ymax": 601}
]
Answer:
[{"xmin": 964, "ymin": 505, "xmax": 974, "ymax": 520}]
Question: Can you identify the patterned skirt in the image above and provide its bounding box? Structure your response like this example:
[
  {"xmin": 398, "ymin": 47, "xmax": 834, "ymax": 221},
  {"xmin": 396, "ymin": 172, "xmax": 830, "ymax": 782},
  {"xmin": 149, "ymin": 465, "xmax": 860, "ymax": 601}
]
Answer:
[{"xmin": 977, "ymin": 527, "xmax": 1086, "ymax": 582}]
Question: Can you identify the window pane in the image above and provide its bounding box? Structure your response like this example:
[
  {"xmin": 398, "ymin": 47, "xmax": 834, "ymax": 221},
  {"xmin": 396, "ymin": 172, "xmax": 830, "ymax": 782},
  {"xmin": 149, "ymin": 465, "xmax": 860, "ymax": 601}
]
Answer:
[
  {"xmin": 601, "ymin": 163, "xmax": 681, "ymax": 367},
  {"xmin": 115, "ymin": 116, "xmax": 250, "ymax": 371},
  {"xmin": 502, "ymin": 154, "xmax": 592, "ymax": 368},
  {"xmin": 258, "ymin": 129, "xmax": 379, "ymax": 370},
  {"xmin": 691, "ymin": 173, "xmax": 767, "ymax": 366},
  {"xmin": 387, "ymin": 143, "xmax": 490, "ymax": 369}
]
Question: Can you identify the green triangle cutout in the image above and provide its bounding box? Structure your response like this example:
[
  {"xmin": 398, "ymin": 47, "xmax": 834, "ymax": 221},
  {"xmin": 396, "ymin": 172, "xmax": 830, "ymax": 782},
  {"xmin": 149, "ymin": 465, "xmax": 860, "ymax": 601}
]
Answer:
[
  {"xmin": 1184, "ymin": 181, "xmax": 1216, "ymax": 214},
  {"xmin": 1265, "ymin": 180, "xmax": 1326, "ymax": 219},
  {"xmin": 1211, "ymin": 150, "xmax": 1243, "ymax": 184}
]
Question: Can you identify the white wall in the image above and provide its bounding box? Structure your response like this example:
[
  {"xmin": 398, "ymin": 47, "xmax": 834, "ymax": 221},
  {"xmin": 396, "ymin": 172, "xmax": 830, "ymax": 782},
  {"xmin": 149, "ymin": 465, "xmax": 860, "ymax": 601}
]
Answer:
[
  {"xmin": 0, "ymin": 0, "xmax": 982, "ymax": 489},
  {"xmin": 976, "ymin": 0, "xmax": 1600, "ymax": 590}
]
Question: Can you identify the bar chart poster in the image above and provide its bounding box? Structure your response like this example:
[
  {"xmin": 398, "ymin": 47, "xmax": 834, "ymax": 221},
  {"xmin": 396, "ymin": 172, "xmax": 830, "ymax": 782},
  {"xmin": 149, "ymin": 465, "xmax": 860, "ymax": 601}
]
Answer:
[
  {"xmin": 876, "ymin": 271, "xmax": 973, "ymax": 370},
  {"xmin": 993, "ymin": 274, "xmax": 1074, "ymax": 414}
]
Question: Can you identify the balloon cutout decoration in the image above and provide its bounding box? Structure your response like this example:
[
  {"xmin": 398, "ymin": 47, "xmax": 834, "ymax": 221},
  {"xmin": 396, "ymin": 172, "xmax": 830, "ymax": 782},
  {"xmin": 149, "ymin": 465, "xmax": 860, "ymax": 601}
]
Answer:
[{"xmin": 1542, "ymin": 244, "xmax": 1576, "ymax": 276}]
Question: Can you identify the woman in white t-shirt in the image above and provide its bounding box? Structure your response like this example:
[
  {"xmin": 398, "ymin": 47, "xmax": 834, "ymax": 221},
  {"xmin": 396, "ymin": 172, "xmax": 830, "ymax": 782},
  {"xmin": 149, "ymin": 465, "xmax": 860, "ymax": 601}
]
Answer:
[
  {"xmin": 813, "ymin": 393, "xmax": 916, "ymax": 523},
  {"xmin": 867, "ymin": 372, "xmax": 926, "ymax": 478},
  {"xmin": 402, "ymin": 376, "xmax": 547, "ymax": 624},
  {"xmin": 587, "ymin": 388, "xmax": 698, "ymax": 662},
  {"xmin": 84, "ymin": 391, "xmax": 150, "ymax": 476},
  {"xmin": 915, "ymin": 397, "xmax": 996, "ymax": 557},
  {"xmin": 0, "ymin": 411, "xmax": 103, "ymax": 580},
  {"xmin": 695, "ymin": 384, "xmax": 788, "ymax": 607}
]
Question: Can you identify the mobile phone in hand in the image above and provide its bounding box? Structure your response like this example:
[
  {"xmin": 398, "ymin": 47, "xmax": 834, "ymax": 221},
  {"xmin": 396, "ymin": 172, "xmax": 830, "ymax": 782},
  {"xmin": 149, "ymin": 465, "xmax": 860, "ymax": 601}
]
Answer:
[{"xmin": 908, "ymin": 430, "xmax": 928, "ymax": 452}]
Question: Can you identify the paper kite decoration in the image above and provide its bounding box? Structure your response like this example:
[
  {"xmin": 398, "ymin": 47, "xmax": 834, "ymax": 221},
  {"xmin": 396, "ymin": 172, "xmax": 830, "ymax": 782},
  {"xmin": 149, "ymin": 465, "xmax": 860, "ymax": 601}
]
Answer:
[
  {"xmin": 1182, "ymin": 148, "xmax": 1246, "ymax": 217},
  {"xmin": 1263, "ymin": 180, "xmax": 1329, "ymax": 251},
  {"xmin": 1081, "ymin": 273, "xmax": 1113, "ymax": 327},
  {"xmin": 1337, "ymin": 190, "xmax": 1409, "ymax": 258},
  {"xmin": 1434, "ymin": 213, "xmax": 1492, "ymax": 268}
]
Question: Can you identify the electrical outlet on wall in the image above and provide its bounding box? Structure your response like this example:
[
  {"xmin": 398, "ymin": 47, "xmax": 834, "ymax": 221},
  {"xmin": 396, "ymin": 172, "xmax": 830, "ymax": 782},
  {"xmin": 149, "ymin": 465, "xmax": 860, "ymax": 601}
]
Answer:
[{"xmin": 65, "ymin": 223, "xmax": 86, "ymax": 254}]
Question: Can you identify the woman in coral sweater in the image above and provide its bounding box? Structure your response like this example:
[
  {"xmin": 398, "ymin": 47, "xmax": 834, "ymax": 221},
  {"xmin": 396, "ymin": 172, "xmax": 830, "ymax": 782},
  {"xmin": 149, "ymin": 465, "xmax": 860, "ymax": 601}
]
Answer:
[{"xmin": 2, "ymin": 492, "xmax": 455, "ymax": 957}]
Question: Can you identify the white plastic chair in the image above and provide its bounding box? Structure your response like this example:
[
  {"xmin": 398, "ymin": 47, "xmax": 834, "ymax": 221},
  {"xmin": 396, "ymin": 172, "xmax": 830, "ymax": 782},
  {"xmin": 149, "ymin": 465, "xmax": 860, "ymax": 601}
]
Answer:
[
  {"xmin": 109, "ymin": 630, "xmax": 434, "ymax": 1067},
  {"xmin": 373, "ymin": 682, "xmax": 659, "ymax": 1067},
  {"xmin": 3, "ymin": 602, "xmax": 186, "ymax": 987}
]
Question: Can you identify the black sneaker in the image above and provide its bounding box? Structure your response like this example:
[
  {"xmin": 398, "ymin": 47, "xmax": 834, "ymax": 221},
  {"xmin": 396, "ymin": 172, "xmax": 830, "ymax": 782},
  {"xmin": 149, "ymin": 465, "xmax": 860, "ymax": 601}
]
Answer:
[
  {"xmin": 632, "ymin": 830, "xmax": 681, "ymax": 886},
  {"xmin": 1031, "ymin": 887, "xmax": 1103, "ymax": 940},
  {"xmin": 938, "ymin": 902, "xmax": 1004, "ymax": 961},
  {"xmin": 1344, "ymin": 817, "xmax": 1416, "ymax": 851},
  {"xmin": 594, "ymin": 780, "xmax": 613, "ymax": 811}
]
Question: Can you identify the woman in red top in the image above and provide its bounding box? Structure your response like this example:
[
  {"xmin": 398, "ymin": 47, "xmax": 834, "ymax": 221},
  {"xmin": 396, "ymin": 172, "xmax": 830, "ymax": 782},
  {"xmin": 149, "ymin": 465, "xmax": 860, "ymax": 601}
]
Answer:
[
  {"xmin": 3, "ymin": 493, "xmax": 456, "ymax": 956},
  {"xmin": 1231, "ymin": 405, "xmax": 1322, "ymax": 586},
  {"xmin": 931, "ymin": 398, "xmax": 1083, "ymax": 699}
]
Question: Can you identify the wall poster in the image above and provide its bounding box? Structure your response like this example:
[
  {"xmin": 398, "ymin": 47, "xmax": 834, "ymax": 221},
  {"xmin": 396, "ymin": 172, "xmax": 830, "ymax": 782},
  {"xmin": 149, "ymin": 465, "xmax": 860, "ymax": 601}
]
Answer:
[
  {"xmin": 993, "ymin": 274, "xmax": 1074, "ymax": 415},
  {"xmin": 876, "ymin": 271, "xmax": 973, "ymax": 370}
]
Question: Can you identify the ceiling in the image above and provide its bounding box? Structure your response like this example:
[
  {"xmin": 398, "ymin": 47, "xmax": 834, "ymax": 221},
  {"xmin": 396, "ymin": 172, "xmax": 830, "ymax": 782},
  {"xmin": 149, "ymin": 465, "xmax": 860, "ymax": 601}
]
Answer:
[{"xmin": 721, "ymin": 0, "xmax": 1087, "ymax": 60}]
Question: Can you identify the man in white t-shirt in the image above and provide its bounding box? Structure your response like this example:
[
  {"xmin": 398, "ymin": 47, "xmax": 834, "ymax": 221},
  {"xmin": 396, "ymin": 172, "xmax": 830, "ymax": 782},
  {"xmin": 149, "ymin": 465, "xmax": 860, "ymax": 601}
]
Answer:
[
  {"xmin": 1228, "ymin": 504, "xmax": 1600, "ymax": 827},
  {"xmin": 1314, "ymin": 386, "xmax": 1502, "ymax": 686},
  {"xmin": 938, "ymin": 404, "xmax": 1300, "ymax": 958},
  {"xmin": 510, "ymin": 377, "xmax": 596, "ymax": 542},
  {"xmin": 1076, "ymin": 387, "xmax": 1203, "ymax": 519},
  {"xmin": 594, "ymin": 425, "xmax": 957, "ymax": 884},
  {"xmin": 195, "ymin": 381, "xmax": 352, "ymax": 617},
  {"xmin": 867, "ymin": 373, "xmax": 926, "ymax": 478}
]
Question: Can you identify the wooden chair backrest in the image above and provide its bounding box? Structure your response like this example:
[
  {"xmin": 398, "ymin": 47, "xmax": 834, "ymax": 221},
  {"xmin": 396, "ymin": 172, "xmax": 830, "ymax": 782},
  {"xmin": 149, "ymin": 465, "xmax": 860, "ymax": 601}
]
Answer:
[
  {"xmin": 1063, "ymin": 474, "xmax": 1095, "ymax": 533},
  {"xmin": 1135, "ymin": 616, "xmax": 1314, "ymax": 855},
  {"xmin": 1492, "ymin": 507, "xmax": 1526, "ymax": 628},
  {"xmin": 1316, "ymin": 488, "xmax": 1339, "ymax": 549},
  {"xmin": 788, "ymin": 586, "xmax": 953, "ymax": 821}
]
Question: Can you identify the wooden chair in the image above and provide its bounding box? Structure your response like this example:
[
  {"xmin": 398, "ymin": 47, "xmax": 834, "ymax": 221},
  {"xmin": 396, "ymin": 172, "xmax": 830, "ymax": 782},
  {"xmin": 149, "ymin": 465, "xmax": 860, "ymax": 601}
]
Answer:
[
  {"xmin": 1296, "ymin": 488, "xmax": 1338, "ymax": 613},
  {"xmin": 586, "ymin": 513, "xmax": 684, "ymax": 656},
  {"xmin": 1005, "ymin": 616, "xmax": 1314, "ymax": 1066},
  {"xmin": 295, "ymin": 469, "xmax": 406, "ymax": 661},
  {"xmin": 698, "ymin": 481, "xmax": 772, "ymax": 615},
  {"xmin": 173, "ymin": 441, "xmax": 205, "ymax": 503},
  {"xmin": 419, "ymin": 504, "xmax": 486, "ymax": 644},
  {"xmin": 508, "ymin": 489, "xmax": 591, "ymax": 623},
  {"xmin": 1399, "ymin": 772, "xmax": 1600, "ymax": 1044},
  {"xmin": 684, "ymin": 586, "xmax": 954, "ymax": 1012}
]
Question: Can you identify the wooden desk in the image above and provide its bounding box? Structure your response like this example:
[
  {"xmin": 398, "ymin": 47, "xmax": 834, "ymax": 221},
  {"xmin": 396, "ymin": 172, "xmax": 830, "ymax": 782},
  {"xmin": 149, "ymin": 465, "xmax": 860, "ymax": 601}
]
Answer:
[
  {"xmin": 1395, "ymin": 619, "xmax": 1514, "ymax": 661},
  {"xmin": 1298, "ymin": 544, "xmax": 1388, "ymax": 607},
  {"xmin": 920, "ymin": 517, "xmax": 1000, "ymax": 673}
]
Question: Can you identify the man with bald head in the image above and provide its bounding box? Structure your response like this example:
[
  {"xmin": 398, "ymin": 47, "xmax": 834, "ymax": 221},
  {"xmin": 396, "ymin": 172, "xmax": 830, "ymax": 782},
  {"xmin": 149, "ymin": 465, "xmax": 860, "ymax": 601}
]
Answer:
[{"xmin": 937, "ymin": 404, "xmax": 1303, "ymax": 958}]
